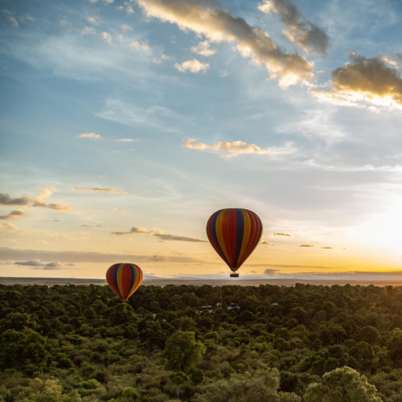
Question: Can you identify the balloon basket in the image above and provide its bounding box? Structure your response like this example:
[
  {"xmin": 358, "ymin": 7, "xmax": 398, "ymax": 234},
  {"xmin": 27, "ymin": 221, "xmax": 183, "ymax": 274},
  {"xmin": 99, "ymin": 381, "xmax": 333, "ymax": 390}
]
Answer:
[{"xmin": 230, "ymin": 273, "xmax": 239, "ymax": 278}]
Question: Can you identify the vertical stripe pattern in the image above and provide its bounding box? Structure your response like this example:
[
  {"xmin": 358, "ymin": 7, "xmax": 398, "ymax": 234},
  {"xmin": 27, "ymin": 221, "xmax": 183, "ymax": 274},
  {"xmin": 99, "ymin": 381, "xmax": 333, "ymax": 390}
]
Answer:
[
  {"xmin": 106, "ymin": 263, "xmax": 143, "ymax": 302},
  {"xmin": 206, "ymin": 208, "xmax": 263, "ymax": 273}
]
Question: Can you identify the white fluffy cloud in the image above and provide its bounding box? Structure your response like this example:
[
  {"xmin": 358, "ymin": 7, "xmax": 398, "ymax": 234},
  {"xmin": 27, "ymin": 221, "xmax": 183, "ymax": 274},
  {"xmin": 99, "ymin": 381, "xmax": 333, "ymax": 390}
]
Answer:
[
  {"xmin": 191, "ymin": 40, "xmax": 216, "ymax": 57},
  {"xmin": 184, "ymin": 138, "xmax": 297, "ymax": 158},
  {"xmin": 137, "ymin": 0, "xmax": 313, "ymax": 87},
  {"xmin": 258, "ymin": 0, "xmax": 329, "ymax": 54},
  {"xmin": 175, "ymin": 59, "xmax": 209, "ymax": 73},
  {"xmin": 100, "ymin": 31, "xmax": 112, "ymax": 45},
  {"xmin": 129, "ymin": 39, "xmax": 151, "ymax": 52}
]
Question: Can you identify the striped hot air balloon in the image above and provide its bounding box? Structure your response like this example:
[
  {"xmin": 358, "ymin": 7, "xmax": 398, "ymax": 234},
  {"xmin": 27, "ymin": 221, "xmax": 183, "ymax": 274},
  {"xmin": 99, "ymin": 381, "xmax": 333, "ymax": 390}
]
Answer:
[
  {"xmin": 206, "ymin": 208, "xmax": 263, "ymax": 277},
  {"xmin": 106, "ymin": 263, "xmax": 143, "ymax": 302}
]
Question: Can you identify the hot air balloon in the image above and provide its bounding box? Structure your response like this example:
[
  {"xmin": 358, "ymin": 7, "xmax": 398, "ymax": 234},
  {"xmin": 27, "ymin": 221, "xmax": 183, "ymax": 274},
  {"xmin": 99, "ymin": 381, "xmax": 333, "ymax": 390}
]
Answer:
[
  {"xmin": 106, "ymin": 263, "xmax": 143, "ymax": 302},
  {"xmin": 206, "ymin": 208, "xmax": 263, "ymax": 277}
]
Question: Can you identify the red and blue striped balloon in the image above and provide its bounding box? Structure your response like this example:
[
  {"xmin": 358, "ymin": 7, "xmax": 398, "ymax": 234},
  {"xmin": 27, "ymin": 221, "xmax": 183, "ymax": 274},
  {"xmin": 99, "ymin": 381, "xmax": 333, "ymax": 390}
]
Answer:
[
  {"xmin": 106, "ymin": 263, "xmax": 143, "ymax": 302},
  {"xmin": 207, "ymin": 208, "xmax": 263, "ymax": 277}
]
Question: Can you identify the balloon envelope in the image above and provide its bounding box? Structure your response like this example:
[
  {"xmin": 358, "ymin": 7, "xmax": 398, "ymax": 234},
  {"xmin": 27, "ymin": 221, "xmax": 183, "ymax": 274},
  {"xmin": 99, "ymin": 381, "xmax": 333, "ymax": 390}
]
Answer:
[
  {"xmin": 106, "ymin": 263, "xmax": 143, "ymax": 301},
  {"xmin": 206, "ymin": 208, "xmax": 263, "ymax": 276}
]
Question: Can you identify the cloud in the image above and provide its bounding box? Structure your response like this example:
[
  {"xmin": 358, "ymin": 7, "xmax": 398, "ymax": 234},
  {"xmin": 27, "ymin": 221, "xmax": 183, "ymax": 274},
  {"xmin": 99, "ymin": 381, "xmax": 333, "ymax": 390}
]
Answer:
[
  {"xmin": 175, "ymin": 59, "xmax": 209, "ymax": 73},
  {"xmin": 74, "ymin": 186, "xmax": 125, "ymax": 194},
  {"xmin": 0, "ymin": 189, "xmax": 71, "ymax": 212},
  {"xmin": 258, "ymin": 0, "xmax": 329, "ymax": 54},
  {"xmin": 0, "ymin": 247, "xmax": 201, "ymax": 264},
  {"xmin": 32, "ymin": 188, "xmax": 71, "ymax": 211},
  {"xmin": 129, "ymin": 39, "xmax": 151, "ymax": 52},
  {"xmin": 273, "ymin": 232, "xmax": 291, "ymax": 237},
  {"xmin": 184, "ymin": 138, "xmax": 297, "ymax": 158},
  {"xmin": 81, "ymin": 26, "xmax": 96, "ymax": 35},
  {"xmin": 264, "ymin": 268, "xmax": 279, "ymax": 275},
  {"xmin": 101, "ymin": 31, "xmax": 113, "ymax": 45},
  {"xmin": 191, "ymin": 40, "xmax": 216, "ymax": 57},
  {"xmin": 299, "ymin": 244, "xmax": 314, "ymax": 248},
  {"xmin": 97, "ymin": 98, "xmax": 185, "ymax": 132},
  {"xmin": 137, "ymin": 0, "xmax": 313, "ymax": 87},
  {"xmin": 86, "ymin": 16, "xmax": 100, "ymax": 25},
  {"xmin": 116, "ymin": 138, "xmax": 137, "ymax": 143},
  {"xmin": 14, "ymin": 260, "xmax": 66, "ymax": 270},
  {"xmin": 89, "ymin": 0, "xmax": 114, "ymax": 4},
  {"xmin": 154, "ymin": 233, "xmax": 206, "ymax": 243},
  {"xmin": 117, "ymin": 1, "xmax": 135, "ymax": 14},
  {"xmin": 111, "ymin": 226, "xmax": 206, "ymax": 242},
  {"xmin": 79, "ymin": 132, "xmax": 103, "ymax": 140},
  {"xmin": 0, "ymin": 210, "xmax": 24, "ymax": 220},
  {"xmin": 0, "ymin": 194, "xmax": 30, "ymax": 206},
  {"xmin": 313, "ymin": 54, "xmax": 402, "ymax": 109},
  {"xmin": 120, "ymin": 24, "xmax": 133, "ymax": 33},
  {"xmin": 321, "ymin": 246, "xmax": 333, "ymax": 250}
]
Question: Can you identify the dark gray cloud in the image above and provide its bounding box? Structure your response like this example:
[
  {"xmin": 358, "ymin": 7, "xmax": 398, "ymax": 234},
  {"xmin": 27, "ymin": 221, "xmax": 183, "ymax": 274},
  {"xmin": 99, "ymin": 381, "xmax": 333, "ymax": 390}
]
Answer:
[
  {"xmin": 0, "ymin": 190, "xmax": 71, "ymax": 211},
  {"xmin": 14, "ymin": 260, "xmax": 66, "ymax": 270},
  {"xmin": 258, "ymin": 0, "xmax": 329, "ymax": 54},
  {"xmin": 314, "ymin": 54, "xmax": 402, "ymax": 108},
  {"xmin": 0, "ymin": 193, "xmax": 30, "ymax": 206}
]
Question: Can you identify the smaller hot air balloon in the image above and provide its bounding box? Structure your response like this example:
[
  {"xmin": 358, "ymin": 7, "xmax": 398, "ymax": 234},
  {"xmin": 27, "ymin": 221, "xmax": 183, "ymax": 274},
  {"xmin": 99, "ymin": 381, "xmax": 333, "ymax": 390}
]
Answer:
[
  {"xmin": 106, "ymin": 263, "xmax": 143, "ymax": 302},
  {"xmin": 207, "ymin": 208, "xmax": 263, "ymax": 277}
]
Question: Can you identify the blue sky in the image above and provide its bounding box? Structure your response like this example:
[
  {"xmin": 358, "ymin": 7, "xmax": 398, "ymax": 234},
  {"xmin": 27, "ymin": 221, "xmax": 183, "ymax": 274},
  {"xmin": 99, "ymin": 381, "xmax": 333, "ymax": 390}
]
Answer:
[{"xmin": 2, "ymin": 0, "xmax": 402, "ymax": 279}]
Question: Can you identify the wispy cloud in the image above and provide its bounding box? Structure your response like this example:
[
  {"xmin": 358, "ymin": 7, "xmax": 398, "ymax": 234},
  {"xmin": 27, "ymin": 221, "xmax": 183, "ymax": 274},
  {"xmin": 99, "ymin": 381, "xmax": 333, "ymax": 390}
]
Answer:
[
  {"xmin": 0, "ymin": 210, "xmax": 24, "ymax": 220},
  {"xmin": 32, "ymin": 188, "xmax": 71, "ymax": 211},
  {"xmin": 313, "ymin": 54, "xmax": 402, "ymax": 110},
  {"xmin": 0, "ymin": 189, "xmax": 71, "ymax": 212},
  {"xmin": 0, "ymin": 247, "xmax": 201, "ymax": 264},
  {"xmin": 74, "ymin": 186, "xmax": 125, "ymax": 194},
  {"xmin": 299, "ymin": 244, "xmax": 314, "ymax": 248},
  {"xmin": 137, "ymin": 0, "xmax": 313, "ymax": 87},
  {"xmin": 175, "ymin": 59, "xmax": 209, "ymax": 73},
  {"xmin": 97, "ymin": 98, "xmax": 184, "ymax": 132},
  {"xmin": 79, "ymin": 132, "xmax": 103, "ymax": 140},
  {"xmin": 191, "ymin": 40, "xmax": 216, "ymax": 57},
  {"xmin": 14, "ymin": 260, "xmax": 67, "ymax": 270},
  {"xmin": 115, "ymin": 138, "xmax": 137, "ymax": 143},
  {"xmin": 258, "ymin": 0, "xmax": 329, "ymax": 54},
  {"xmin": 184, "ymin": 138, "xmax": 296, "ymax": 158},
  {"xmin": 111, "ymin": 226, "xmax": 206, "ymax": 242},
  {"xmin": 273, "ymin": 232, "xmax": 291, "ymax": 237}
]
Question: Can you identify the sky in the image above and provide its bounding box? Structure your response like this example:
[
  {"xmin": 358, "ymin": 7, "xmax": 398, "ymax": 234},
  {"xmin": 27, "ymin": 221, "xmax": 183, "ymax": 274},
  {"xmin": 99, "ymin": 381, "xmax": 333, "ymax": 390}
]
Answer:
[{"xmin": 1, "ymin": 0, "xmax": 402, "ymax": 280}]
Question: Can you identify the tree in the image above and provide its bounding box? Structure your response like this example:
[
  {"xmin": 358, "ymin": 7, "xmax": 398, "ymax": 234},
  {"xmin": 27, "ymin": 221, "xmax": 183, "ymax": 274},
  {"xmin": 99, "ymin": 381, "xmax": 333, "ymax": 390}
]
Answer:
[
  {"xmin": 388, "ymin": 328, "xmax": 402, "ymax": 366},
  {"xmin": 303, "ymin": 367, "xmax": 383, "ymax": 402},
  {"xmin": 164, "ymin": 331, "xmax": 205, "ymax": 371},
  {"xmin": 193, "ymin": 369, "xmax": 301, "ymax": 402}
]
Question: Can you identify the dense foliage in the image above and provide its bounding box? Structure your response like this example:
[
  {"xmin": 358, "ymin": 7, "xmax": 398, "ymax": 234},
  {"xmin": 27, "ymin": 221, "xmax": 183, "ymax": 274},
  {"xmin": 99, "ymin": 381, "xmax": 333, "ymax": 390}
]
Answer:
[{"xmin": 1, "ymin": 283, "xmax": 402, "ymax": 401}]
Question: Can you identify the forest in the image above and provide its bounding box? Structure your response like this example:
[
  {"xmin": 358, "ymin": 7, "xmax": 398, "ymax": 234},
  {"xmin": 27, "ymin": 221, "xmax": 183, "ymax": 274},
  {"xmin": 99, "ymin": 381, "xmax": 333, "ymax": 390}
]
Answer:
[{"xmin": 1, "ymin": 283, "xmax": 402, "ymax": 402}]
